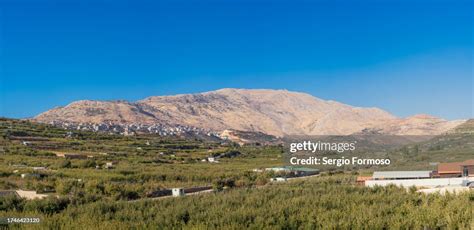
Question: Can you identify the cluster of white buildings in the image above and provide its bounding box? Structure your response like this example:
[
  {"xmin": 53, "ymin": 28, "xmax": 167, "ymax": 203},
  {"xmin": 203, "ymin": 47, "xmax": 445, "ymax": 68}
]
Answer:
[{"xmin": 49, "ymin": 121, "xmax": 221, "ymax": 137}]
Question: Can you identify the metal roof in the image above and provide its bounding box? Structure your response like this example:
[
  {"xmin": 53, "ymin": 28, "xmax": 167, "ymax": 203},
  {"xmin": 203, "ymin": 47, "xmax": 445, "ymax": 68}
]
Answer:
[
  {"xmin": 438, "ymin": 162, "xmax": 462, "ymax": 174},
  {"xmin": 437, "ymin": 159, "xmax": 474, "ymax": 173},
  {"xmin": 291, "ymin": 167, "xmax": 319, "ymax": 172},
  {"xmin": 373, "ymin": 171, "xmax": 432, "ymax": 179}
]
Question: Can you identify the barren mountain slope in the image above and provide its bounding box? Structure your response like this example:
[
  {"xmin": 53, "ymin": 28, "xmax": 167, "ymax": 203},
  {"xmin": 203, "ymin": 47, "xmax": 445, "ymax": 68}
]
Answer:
[
  {"xmin": 368, "ymin": 114, "xmax": 465, "ymax": 135},
  {"xmin": 34, "ymin": 88, "xmax": 465, "ymax": 136}
]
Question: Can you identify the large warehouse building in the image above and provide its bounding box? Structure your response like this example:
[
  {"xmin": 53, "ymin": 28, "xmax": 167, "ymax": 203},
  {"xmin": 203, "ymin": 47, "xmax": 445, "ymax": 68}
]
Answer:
[{"xmin": 437, "ymin": 160, "xmax": 474, "ymax": 178}]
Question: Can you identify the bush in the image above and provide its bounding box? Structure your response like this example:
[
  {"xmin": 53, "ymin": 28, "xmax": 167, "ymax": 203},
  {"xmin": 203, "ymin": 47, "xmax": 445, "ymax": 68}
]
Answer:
[
  {"xmin": 58, "ymin": 160, "xmax": 72, "ymax": 169},
  {"xmin": 24, "ymin": 197, "xmax": 70, "ymax": 214},
  {"xmin": 0, "ymin": 194, "xmax": 24, "ymax": 211},
  {"xmin": 80, "ymin": 160, "xmax": 96, "ymax": 168}
]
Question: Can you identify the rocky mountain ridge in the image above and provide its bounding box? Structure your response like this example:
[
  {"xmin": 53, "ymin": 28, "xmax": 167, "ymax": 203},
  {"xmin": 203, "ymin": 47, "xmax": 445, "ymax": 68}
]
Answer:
[{"xmin": 33, "ymin": 88, "xmax": 466, "ymax": 137}]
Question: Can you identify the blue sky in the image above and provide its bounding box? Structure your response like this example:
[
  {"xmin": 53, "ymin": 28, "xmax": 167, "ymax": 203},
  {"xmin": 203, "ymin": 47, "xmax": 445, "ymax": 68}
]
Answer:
[{"xmin": 0, "ymin": 0, "xmax": 472, "ymax": 119}]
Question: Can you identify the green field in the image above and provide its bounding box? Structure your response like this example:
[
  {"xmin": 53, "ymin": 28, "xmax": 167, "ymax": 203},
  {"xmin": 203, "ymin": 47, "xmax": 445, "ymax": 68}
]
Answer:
[
  {"xmin": 1, "ymin": 175, "xmax": 473, "ymax": 229},
  {"xmin": 0, "ymin": 118, "xmax": 473, "ymax": 229}
]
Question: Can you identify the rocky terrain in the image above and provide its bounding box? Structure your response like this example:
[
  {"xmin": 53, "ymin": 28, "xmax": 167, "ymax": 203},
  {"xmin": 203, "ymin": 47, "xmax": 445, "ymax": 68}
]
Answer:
[{"xmin": 33, "ymin": 88, "xmax": 466, "ymax": 137}]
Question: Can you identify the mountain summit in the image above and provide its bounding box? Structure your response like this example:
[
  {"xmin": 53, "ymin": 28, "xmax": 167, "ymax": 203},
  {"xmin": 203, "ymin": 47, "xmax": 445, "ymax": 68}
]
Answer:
[{"xmin": 33, "ymin": 89, "xmax": 465, "ymax": 136}]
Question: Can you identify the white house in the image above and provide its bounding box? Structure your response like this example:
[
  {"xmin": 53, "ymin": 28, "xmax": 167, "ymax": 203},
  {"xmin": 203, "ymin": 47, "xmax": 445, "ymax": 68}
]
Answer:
[
  {"xmin": 207, "ymin": 157, "xmax": 219, "ymax": 163},
  {"xmin": 172, "ymin": 188, "xmax": 185, "ymax": 197},
  {"xmin": 104, "ymin": 162, "xmax": 114, "ymax": 169}
]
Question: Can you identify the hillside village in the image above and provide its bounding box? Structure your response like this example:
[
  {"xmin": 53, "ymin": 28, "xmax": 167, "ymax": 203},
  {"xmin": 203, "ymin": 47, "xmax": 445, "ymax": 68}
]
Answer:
[{"xmin": 45, "ymin": 120, "xmax": 222, "ymax": 138}]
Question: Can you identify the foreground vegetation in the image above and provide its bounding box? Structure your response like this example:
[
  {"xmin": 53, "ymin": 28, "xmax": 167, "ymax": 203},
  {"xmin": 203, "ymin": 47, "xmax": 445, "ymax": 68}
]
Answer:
[
  {"xmin": 1, "ymin": 175, "xmax": 473, "ymax": 229},
  {"xmin": 0, "ymin": 118, "xmax": 473, "ymax": 229}
]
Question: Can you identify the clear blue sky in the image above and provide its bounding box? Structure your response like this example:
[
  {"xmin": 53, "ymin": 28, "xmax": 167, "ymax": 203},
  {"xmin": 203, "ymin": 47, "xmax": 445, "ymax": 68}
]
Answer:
[{"xmin": 0, "ymin": 0, "xmax": 472, "ymax": 119}]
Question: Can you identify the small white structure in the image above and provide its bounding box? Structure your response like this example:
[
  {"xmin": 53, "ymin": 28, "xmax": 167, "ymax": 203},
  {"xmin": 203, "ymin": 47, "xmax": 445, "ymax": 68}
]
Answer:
[
  {"xmin": 207, "ymin": 157, "xmax": 219, "ymax": 163},
  {"xmin": 11, "ymin": 164, "xmax": 27, "ymax": 168},
  {"xmin": 16, "ymin": 190, "xmax": 48, "ymax": 200},
  {"xmin": 172, "ymin": 188, "xmax": 185, "ymax": 197},
  {"xmin": 270, "ymin": 177, "xmax": 287, "ymax": 182},
  {"xmin": 104, "ymin": 162, "xmax": 114, "ymax": 169},
  {"xmin": 372, "ymin": 171, "xmax": 432, "ymax": 180},
  {"xmin": 21, "ymin": 173, "xmax": 40, "ymax": 179},
  {"xmin": 32, "ymin": 167, "xmax": 46, "ymax": 171},
  {"xmin": 22, "ymin": 141, "xmax": 32, "ymax": 146},
  {"xmin": 265, "ymin": 167, "xmax": 291, "ymax": 173}
]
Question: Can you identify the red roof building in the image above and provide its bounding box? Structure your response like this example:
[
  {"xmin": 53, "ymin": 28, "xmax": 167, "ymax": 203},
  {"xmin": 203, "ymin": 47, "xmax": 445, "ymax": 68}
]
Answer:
[{"xmin": 437, "ymin": 159, "xmax": 474, "ymax": 177}]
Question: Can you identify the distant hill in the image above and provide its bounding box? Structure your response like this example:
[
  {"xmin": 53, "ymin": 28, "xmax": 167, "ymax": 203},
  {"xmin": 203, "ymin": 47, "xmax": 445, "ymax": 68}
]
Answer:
[
  {"xmin": 33, "ymin": 88, "xmax": 466, "ymax": 136},
  {"xmin": 450, "ymin": 119, "xmax": 474, "ymax": 134},
  {"xmin": 380, "ymin": 118, "xmax": 474, "ymax": 170}
]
